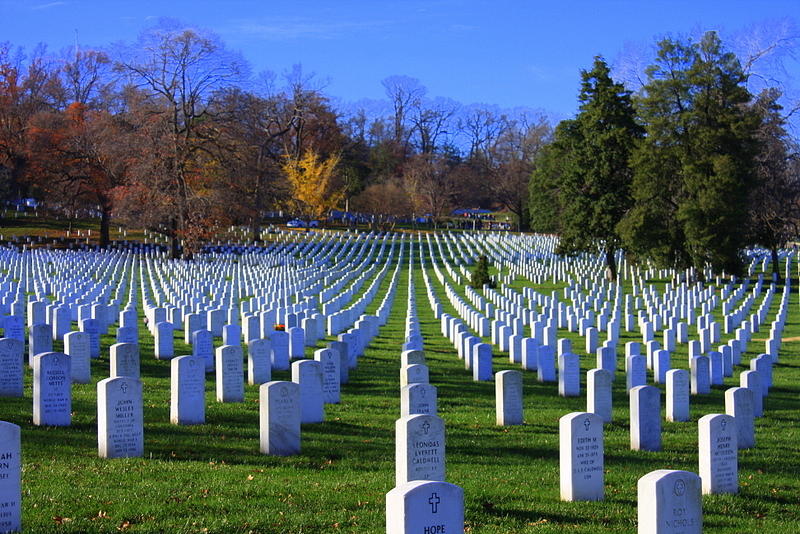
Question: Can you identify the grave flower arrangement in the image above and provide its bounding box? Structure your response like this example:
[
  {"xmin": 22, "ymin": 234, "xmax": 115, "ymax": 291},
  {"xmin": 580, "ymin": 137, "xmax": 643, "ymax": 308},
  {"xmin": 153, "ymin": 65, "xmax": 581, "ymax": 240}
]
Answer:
[{"xmin": 274, "ymin": 324, "xmax": 285, "ymax": 331}]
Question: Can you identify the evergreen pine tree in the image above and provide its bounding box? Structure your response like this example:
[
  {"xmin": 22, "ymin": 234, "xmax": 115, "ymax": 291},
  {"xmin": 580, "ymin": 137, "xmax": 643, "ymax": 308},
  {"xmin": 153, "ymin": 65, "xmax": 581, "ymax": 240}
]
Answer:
[{"xmin": 619, "ymin": 32, "xmax": 760, "ymax": 277}]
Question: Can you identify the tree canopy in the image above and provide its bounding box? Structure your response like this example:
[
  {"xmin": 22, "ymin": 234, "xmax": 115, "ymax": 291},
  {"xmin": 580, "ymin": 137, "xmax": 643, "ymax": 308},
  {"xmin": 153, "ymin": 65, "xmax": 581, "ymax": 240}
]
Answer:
[
  {"xmin": 530, "ymin": 57, "xmax": 642, "ymax": 279},
  {"xmin": 619, "ymin": 32, "xmax": 761, "ymax": 277}
]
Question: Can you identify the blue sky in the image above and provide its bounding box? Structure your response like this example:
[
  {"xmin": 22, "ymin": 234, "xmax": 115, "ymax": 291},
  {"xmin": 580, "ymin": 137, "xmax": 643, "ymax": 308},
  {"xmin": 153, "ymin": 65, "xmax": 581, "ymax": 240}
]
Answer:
[{"xmin": 1, "ymin": 0, "xmax": 799, "ymax": 123}]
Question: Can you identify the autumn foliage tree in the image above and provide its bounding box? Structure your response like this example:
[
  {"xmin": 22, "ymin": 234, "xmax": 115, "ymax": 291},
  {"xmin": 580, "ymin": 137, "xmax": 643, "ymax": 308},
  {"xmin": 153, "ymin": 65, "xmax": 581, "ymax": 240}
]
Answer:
[
  {"xmin": 26, "ymin": 102, "xmax": 127, "ymax": 245},
  {"xmin": 282, "ymin": 148, "xmax": 343, "ymax": 225},
  {"xmin": 0, "ymin": 43, "xmax": 59, "ymax": 204},
  {"xmin": 114, "ymin": 22, "xmax": 246, "ymax": 258}
]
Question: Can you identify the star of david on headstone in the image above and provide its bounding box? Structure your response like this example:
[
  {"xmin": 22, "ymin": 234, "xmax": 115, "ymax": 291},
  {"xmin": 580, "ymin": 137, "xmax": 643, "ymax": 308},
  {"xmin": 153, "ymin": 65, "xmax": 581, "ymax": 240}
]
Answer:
[
  {"xmin": 428, "ymin": 492, "xmax": 440, "ymax": 514},
  {"xmin": 421, "ymin": 421, "xmax": 431, "ymax": 435},
  {"xmin": 120, "ymin": 382, "xmax": 128, "ymax": 394}
]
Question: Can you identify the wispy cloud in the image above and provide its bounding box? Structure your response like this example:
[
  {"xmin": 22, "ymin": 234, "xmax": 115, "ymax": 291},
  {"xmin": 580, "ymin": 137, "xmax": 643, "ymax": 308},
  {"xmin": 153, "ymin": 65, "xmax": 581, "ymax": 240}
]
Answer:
[
  {"xmin": 31, "ymin": 1, "xmax": 66, "ymax": 10},
  {"xmin": 526, "ymin": 64, "xmax": 554, "ymax": 82},
  {"xmin": 227, "ymin": 18, "xmax": 391, "ymax": 41}
]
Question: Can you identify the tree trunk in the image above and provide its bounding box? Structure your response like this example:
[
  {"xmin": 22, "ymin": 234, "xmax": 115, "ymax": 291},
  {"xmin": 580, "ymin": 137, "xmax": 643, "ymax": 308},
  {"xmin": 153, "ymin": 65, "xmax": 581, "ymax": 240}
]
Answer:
[
  {"xmin": 99, "ymin": 205, "xmax": 111, "ymax": 248},
  {"xmin": 519, "ymin": 202, "xmax": 531, "ymax": 232},
  {"xmin": 605, "ymin": 247, "xmax": 617, "ymax": 281},
  {"xmin": 771, "ymin": 246, "xmax": 781, "ymax": 282},
  {"xmin": 251, "ymin": 218, "xmax": 261, "ymax": 242},
  {"xmin": 170, "ymin": 217, "xmax": 180, "ymax": 260}
]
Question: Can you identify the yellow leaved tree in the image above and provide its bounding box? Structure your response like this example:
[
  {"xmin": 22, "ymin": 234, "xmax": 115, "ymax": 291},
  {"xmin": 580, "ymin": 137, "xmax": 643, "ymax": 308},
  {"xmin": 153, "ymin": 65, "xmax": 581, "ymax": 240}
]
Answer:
[{"xmin": 283, "ymin": 149, "xmax": 344, "ymax": 226}]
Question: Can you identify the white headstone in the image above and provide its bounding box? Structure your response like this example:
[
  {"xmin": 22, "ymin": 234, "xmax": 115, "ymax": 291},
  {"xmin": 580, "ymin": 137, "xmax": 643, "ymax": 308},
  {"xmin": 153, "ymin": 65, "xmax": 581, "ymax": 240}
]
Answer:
[
  {"xmin": 587, "ymin": 368, "xmax": 612, "ymax": 423},
  {"xmin": 537, "ymin": 345, "xmax": 556, "ymax": 383},
  {"xmin": 653, "ymin": 349, "xmax": 670, "ymax": 384},
  {"xmin": 79, "ymin": 318, "xmax": 100, "ymax": 358},
  {"xmin": 630, "ymin": 385, "xmax": 661, "ymax": 451},
  {"xmin": 32, "ymin": 352, "xmax": 71, "ymax": 426},
  {"xmin": 154, "ymin": 321, "xmax": 174, "ymax": 360},
  {"xmin": 28, "ymin": 323, "xmax": 52, "ymax": 365},
  {"xmin": 288, "ymin": 326, "xmax": 305, "ymax": 359},
  {"xmin": 637, "ymin": 469, "xmax": 702, "ymax": 534},
  {"xmin": 222, "ymin": 323, "xmax": 241, "ymax": 346},
  {"xmin": 247, "ymin": 338, "xmax": 272, "ymax": 386},
  {"xmin": 270, "ymin": 330, "xmax": 290, "ymax": 371},
  {"xmin": 626, "ymin": 354, "xmax": 647, "ymax": 392},
  {"xmin": 395, "ymin": 414, "xmax": 445, "ymax": 486},
  {"xmin": 698, "ymin": 413, "xmax": 738, "ymax": 494},
  {"xmin": 64, "ymin": 331, "xmax": 90, "ymax": 384},
  {"xmin": 97, "ymin": 376, "xmax": 144, "ymax": 458},
  {"xmin": 401, "ymin": 364, "xmax": 429, "ymax": 388},
  {"xmin": 116, "ymin": 326, "xmax": 138, "ymax": 345},
  {"xmin": 472, "ymin": 343, "xmax": 492, "ymax": 381},
  {"xmin": 259, "ymin": 381, "xmax": 300, "ymax": 456},
  {"xmin": 215, "ymin": 345, "xmax": 244, "ymax": 402},
  {"xmin": 739, "ymin": 370, "xmax": 763, "ymax": 417},
  {"xmin": 401, "ymin": 383, "xmax": 438, "ymax": 417},
  {"xmin": 0, "ymin": 421, "xmax": 21, "ymax": 533},
  {"xmin": 724, "ymin": 387, "xmax": 754, "ymax": 449},
  {"xmin": 559, "ymin": 412, "xmax": 604, "ymax": 501},
  {"xmin": 292, "ymin": 359, "xmax": 324, "ymax": 423},
  {"xmin": 191, "ymin": 329, "xmax": 214, "ymax": 373},
  {"xmin": 558, "ymin": 353, "xmax": 580, "ymax": 397},
  {"xmin": 0, "ymin": 339, "xmax": 24, "ymax": 397},
  {"xmin": 401, "ymin": 350, "xmax": 425, "ymax": 368},
  {"xmin": 495, "ymin": 370, "xmax": 523, "ymax": 425},
  {"xmin": 170, "ymin": 355, "xmax": 205, "ymax": 425},
  {"xmin": 184, "ymin": 313, "xmax": 203, "ymax": 344},
  {"xmin": 314, "ymin": 348, "xmax": 340, "ymax": 404},
  {"xmin": 385, "ymin": 480, "xmax": 464, "ymax": 534},
  {"xmin": 690, "ymin": 356, "xmax": 710, "ymax": 395},
  {"xmin": 665, "ymin": 369, "xmax": 690, "ymax": 423},
  {"xmin": 110, "ymin": 343, "xmax": 140, "ymax": 379}
]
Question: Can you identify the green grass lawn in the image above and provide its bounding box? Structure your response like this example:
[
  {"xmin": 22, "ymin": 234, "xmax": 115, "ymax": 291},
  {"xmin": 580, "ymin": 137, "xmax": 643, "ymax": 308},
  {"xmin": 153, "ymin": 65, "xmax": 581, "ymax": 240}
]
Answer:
[{"xmin": 1, "ymin": 234, "xmax": 799, "ymax": 533}]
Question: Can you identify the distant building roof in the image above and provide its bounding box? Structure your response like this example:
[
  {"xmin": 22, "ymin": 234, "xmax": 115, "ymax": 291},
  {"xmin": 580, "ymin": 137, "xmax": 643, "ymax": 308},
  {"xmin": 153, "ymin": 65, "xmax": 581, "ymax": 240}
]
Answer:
[{"xmin": 452, "ymin": 208, "xmax": 492, "ymax": 215}]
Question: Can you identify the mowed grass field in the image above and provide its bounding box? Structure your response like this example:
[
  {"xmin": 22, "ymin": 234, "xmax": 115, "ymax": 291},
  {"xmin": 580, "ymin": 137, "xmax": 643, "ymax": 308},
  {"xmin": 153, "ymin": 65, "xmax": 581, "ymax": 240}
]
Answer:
[{"xmin": 1, "ymin": 226, "xmax": 799, "ymax": 533}]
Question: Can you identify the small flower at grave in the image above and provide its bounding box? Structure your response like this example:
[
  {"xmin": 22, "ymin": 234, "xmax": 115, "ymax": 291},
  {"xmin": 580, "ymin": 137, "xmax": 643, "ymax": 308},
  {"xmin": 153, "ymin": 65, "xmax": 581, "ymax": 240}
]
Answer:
[{"xmin": 274, "ymin": 324, "xmax": 285, "ymax": 331}]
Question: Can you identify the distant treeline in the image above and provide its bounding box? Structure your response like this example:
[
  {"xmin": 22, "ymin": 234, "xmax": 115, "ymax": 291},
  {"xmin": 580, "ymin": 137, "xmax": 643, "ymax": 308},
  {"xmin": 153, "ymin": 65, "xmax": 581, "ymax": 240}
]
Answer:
[{"xmin": 0, "ymin": 23, "xmax": 796, "ymax": 268}]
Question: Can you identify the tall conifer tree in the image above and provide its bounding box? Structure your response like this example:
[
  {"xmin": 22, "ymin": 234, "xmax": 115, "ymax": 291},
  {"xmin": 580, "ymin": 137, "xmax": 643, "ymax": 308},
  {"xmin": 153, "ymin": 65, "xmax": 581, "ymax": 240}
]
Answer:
[
  {"xmin": 619, "ymin": 32, "xmax": 760, "ymax": 277},
  {"xmin": 530, "ymin": 57, "xmax": 641, "ymax": 279}
]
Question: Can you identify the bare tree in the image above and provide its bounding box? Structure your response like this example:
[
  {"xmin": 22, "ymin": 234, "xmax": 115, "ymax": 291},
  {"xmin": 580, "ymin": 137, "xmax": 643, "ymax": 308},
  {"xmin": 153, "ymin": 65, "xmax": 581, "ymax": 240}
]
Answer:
[
  {"xmin": 410, "ymin": 96, "xmax": 458, "ymax": 154},
  {"xmin": 381, "ymin": 75, "xmax": 426, "ymax": 152},
  {"xmin": 115, "ymin": 22, "xmax": 246, "ymax": 258},
  {"xmin": 748, "ymin": 88, "xmax": 800, "ymax": 278},
  {"xmin": 488, "ymin": 111, "xmax": 552, "ymax": 231},
  {"xmin": 458, "ymin": 105, "xmax": 506, "ymax": 160},
  {"xmin": 403, "ymin": 153, "xmax": 458, "ymax": 227},
  {"xmin": 61, "ymin": 48, "xmax": 116, "ymax": 108},
  {"xmin": 213, "ymin": 87, "xmax": 296, "ymax": 240}
]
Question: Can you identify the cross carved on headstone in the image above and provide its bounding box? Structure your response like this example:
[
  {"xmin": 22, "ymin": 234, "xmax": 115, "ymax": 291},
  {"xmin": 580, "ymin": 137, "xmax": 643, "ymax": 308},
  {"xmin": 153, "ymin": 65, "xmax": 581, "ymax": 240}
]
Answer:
[
  {"xmin": 120, "ymin": 382, "xmax": 128, "ymax": 394},
  {"xmin": 428, "ymin": 492, "xmax": 440, "ymax": 513}
]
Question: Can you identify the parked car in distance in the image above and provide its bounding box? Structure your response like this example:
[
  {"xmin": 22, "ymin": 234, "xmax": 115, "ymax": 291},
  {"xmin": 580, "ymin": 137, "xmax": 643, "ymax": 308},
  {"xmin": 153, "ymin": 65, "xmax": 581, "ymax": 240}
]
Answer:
[{"xmin": 286, "ymin": 219, "xmax": 319, "ymax": 228}]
